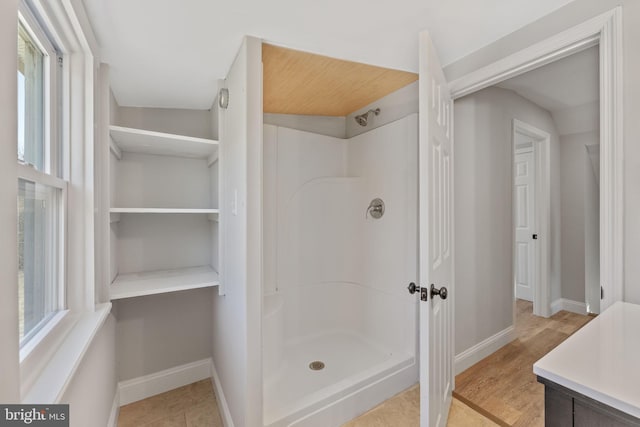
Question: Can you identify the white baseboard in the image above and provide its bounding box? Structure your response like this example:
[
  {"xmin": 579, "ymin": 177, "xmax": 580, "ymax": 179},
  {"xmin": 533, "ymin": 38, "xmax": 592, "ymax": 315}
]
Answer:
[
  {"xmin": 210, "ymin": 358, "xmax": 234, "ymax": 427},
  {"xmin": 551, "ymin": 298, "xmax": 587, "ymax": 315},
  {"xmin": 118, "ymin": 358, "xmax": 212, "ymax": 406},
  {"xmin": 107, "ymin": 389, "xmax": 119, "ymax": 427},
  {"xmin": 454, "ymin": 326, "xmax": 515, "ymax": 375}
]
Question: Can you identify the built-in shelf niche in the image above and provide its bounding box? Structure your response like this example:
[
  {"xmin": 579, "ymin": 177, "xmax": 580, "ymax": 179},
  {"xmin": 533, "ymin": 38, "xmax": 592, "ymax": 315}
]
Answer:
[
  {"xmin": 110, "ymin": 206, "xmax": 219, "ymax": 300},
  {"xmin": 110, "ymin": 265, "xmax": 219, "ymax": 300},
  {"xmin": 110, "ymin": 208, "xmax": 219, "ymax": 214},
  {"xmin": 109, "ymin": 125, "xmax": 218, "ymax": 163},
  {"xmin": 109, "ymin": 208, "xmax": 219, "ymax": 224},
  {"xmin": 109, "ymin": 125, "xmax": 219, "ymax": 211},
  {"xmin": 108, "ymin": 115, "xmax": 220, "ymax": 301}
]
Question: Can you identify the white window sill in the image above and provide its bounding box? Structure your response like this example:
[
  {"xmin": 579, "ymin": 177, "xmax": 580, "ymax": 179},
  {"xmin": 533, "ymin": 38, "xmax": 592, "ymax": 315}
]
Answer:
[
  {"xmin": 22, "ymin": 303, "xmax": 111, "ymax": 404},
  {"xmin": 20, "ymin": 310, "xmax": 72, "ymax": 364}
]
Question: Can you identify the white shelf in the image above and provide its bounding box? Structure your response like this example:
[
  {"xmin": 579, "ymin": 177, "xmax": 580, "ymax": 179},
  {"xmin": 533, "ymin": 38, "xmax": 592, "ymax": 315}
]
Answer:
[
  {"xmin": 110, "ymin": 266, "xmax": 219, "ymax": 300},
  {"xmin": 110, "ymin": 125, "xmax": 218, "ymax": 159},
  {"xmin": 110, "ymin": 208, "xmax": 219, "ymax": 214}
]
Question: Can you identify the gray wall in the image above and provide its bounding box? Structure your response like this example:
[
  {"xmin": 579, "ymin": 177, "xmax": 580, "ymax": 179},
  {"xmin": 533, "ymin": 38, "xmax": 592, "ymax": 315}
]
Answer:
[
  {"xmin": 111, "ymin": 91, "xmax": 219, "ymax": 139},
  {"xmin": 445, "ymin": 0, "xmax": 640, "ymax": 304},
  {"xmin": 0, "ymin": 0, "xmax": 20, "ymax": 403},
  {"xmin": 61, "ymin": 316, "xmax": 117, "ymax": 427},
  {"xmin": 115, "ymin": 106, "xmax": 214, "ymax": 139},
  {"xmin": 263, "ymin": 113, "xmax": 346, "ymax": 138},
  {"xmin": 109, "ymin": 90, "xmax": 120, "ymax": 127},
  {"xmin": 211, "ymin": 37, "xmax": 264, "ymax": 427},
  {"xmin": 560, "ymin": 131, "xmax": 600, "ymax": 303},
  {"xmin": 114, "ymin": 289, "xmax": 213, "ymax": 380},
  {"xmin": 454, "ymin": 87, "xmax": 561, "ymax": 354}
]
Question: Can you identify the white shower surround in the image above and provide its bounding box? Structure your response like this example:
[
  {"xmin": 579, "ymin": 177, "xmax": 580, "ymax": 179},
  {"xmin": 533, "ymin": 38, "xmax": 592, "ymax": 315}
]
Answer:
[{"xmin": 263, "ymin": 115, "xmax": 419, "ymax": 426}]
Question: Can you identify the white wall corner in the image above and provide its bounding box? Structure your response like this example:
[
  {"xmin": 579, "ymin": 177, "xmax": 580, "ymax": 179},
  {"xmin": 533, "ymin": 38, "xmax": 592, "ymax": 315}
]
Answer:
[
  {"xmin": 454, "ymin": 326, "xmax": 516, "ymax": 375},
  {"xmin": 551, "ymin": 298, "xmax": 587, "ymax": 316},
  {"xmin": 107, "ymin": 389, "xmax": 119, "ymax": 427},
  {"xmin": 118, "ymin": 358, "xmax": 212, "ymax": 406},
  {"xmin": 210, "ymin": 359, "xmax": 235, "ymax": 427}
]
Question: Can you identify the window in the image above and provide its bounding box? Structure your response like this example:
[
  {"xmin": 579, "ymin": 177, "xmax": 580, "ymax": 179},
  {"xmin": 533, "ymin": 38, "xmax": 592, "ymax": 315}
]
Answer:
[
  {"xmin": 17, "ymin": 24, "xmax": 44, "ymax": 171},
  {"xmin": 15, "ymin": 0, "xmax": 109, "ymax": 402},
  {"xmin": 17, "ymin": 12, "xmax": 65, "ymax": 348}
]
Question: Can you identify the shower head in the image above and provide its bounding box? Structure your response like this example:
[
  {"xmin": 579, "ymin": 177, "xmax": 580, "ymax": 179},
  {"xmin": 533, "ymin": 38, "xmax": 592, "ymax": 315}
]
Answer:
[
  {"xmin": 355, "ymin": 115, "xmax": 368, "ymax": 127},
  {"xmin": 354, "ymin": 108, "xmax": 380, "ymax": 127}
]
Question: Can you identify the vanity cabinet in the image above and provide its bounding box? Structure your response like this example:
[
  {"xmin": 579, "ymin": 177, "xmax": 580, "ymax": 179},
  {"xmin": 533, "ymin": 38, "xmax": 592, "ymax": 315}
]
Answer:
[
  {"xmin": 534, "ymin": 302, "xmax": 640, "ymax": 427},
  {"xmin": 540, "ymin": 377, "xmax": 640, "ymax": 426}
]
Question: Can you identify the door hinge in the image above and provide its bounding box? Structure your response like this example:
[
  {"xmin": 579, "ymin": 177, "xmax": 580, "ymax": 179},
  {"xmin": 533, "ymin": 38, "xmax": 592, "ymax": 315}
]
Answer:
[
  {"xmin": 601, "ymin": 285, "xmax": 604, "ymax": 300},
  {"xmin": 58, "ymin": 56, "xmax": 63, "ymax": 67},
  {"xmin": 532, "ymin": 234, "xmax": 538, "ymax": 240}
]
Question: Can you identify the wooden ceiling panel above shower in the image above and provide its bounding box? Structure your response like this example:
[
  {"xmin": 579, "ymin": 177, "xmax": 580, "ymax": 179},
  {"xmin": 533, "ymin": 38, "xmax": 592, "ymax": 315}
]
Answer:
[{"xmin": 263, "ymin": 43, "xmax": 418, "ymax": 117}]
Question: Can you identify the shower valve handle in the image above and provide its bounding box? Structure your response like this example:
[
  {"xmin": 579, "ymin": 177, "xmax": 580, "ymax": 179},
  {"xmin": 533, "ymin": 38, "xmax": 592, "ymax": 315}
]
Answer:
[{"xmin": 366, "ymin": 198, "xmax": 385, "ymax": 219}]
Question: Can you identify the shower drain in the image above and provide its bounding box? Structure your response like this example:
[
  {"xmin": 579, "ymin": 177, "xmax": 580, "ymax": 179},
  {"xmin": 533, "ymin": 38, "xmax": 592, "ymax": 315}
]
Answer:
[{"xmin": 309, "ymin": 361, "xmax": 325, "ymax": 371}]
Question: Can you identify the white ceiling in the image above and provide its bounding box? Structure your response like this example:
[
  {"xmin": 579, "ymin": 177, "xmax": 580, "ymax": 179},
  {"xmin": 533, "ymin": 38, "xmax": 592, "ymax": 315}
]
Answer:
[
  {"xmin": 497, "ymin": 46, "xmax": 599, "ymax": 135},
  {"xmin": 83, "ymin": 0, "xmax": 578, "ymax": 109},
  {"xmin": 497, "ymin": 46, "xmax": 599, "ymax": 112}
]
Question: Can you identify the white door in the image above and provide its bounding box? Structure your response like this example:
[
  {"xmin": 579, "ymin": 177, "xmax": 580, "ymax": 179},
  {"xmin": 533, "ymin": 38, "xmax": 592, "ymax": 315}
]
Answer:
[
  {"xmin": 418, "ymin": 31, "xmax": 453, "ymax": 427},
  {"xmin": 514, "ymin": 147, "xmax": 536, "ymax": 302}
]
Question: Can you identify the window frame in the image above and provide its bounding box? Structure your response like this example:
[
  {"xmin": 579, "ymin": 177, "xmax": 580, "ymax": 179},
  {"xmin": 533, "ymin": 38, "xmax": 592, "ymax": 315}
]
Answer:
[
  {"xmin": 10, "ymin": 0, "xmax": 106, "ymax": 403},
  {"xmin": 17, "ymin": 0, "xmax": 69, "ymax": 356},
  {"xmin": 17, "ymin": 179, "xmax": 63, "ymax": 345},
  {"xmin": 17, "ymin": 4, "xmax": 58, "ymax": 176},
  {"xmin": 16, "ymin": 0, "xmax": 84, "ymax": 400}
]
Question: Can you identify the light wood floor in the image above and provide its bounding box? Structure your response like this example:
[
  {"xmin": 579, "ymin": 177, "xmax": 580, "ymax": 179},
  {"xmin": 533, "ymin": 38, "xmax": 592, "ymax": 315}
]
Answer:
[
  {"xmin": 342, "ymin": 385, "xmax": 497, "ymax": 427},
  {"xmin": 119, "ymin": 300, "xmax": 590, "ymax": 426},
  {"xmin": 119, "ymin": 380, "xmax": 493, "ymax": 427},
  {"xmin": 117, "ymin": 379, "xmax": 223, "ymax": 427},
  {"xmin": 453, "ymin": 299, "xmax": 592, "ymax": 426}
]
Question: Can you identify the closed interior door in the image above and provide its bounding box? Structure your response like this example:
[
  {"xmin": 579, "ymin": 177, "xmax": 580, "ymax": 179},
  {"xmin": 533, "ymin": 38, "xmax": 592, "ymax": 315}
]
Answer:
[{"xmin": 514, "ymin": 144, "xmax": 536, "ymax": 302}]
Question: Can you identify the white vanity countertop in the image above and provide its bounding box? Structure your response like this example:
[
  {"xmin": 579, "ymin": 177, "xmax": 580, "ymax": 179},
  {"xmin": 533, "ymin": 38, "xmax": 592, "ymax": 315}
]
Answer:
[{"xmin": 534, "ymin": 301, "xmax": 640, "ymax": 418}]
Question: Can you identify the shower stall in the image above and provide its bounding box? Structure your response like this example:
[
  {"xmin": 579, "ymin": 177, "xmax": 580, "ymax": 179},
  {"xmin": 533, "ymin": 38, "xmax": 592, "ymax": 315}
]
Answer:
[{"xmin": 262, "ymin": 114, "xmax": 419, "ymax": 426}]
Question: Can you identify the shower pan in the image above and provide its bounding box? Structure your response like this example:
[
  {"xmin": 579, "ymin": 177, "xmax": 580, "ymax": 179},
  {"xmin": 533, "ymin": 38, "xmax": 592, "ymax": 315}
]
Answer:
[{"xmin": 262, "ymin": 114, "xmax": 419, "ymax": 426}]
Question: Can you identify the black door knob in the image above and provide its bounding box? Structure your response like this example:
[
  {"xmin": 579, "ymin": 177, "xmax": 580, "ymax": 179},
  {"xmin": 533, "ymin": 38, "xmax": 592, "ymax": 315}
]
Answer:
[
  {"xmin": 430, "ymin": 284, "xmax": 448, "ymax": 300},
  {"xmin": 408, "ymin": 282, "xmax": 418, "ymax": 294}
]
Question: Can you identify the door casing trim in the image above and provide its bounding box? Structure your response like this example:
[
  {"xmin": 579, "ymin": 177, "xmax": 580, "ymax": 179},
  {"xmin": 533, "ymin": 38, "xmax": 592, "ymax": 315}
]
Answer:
[{"xmin": 449, "ymin": 7, "xmax": 624, "ymax": 312}]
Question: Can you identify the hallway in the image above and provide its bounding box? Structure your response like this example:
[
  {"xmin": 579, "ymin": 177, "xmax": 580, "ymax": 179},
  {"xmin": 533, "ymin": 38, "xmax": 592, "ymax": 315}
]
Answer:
[{"xmin": 453, "ymin": 300, "xmax": 592, "ymax": 426}]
